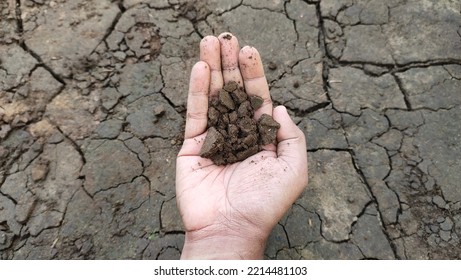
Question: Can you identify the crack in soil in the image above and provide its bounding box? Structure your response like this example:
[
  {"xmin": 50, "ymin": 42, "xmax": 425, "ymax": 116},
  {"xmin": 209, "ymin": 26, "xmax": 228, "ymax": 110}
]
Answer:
[
  {"xmin": 314, "ymin": 2, "xmax": 333, "ymax": 106},
  {"xmin": 347, "ymin": 150, "xmax": 399, "ymax": 258},
  {"xmin": 19, "ymin": 42, "xmax": 66, "ymax": 85},
  {"xmin": 90, "ymin": 7, "xmax": 123, "ymax": 55},
  {"xmin": 283, "ymin": 1, "xmax": 300, "ymax": 42},
  {"xmin": 13, "ymin": 0, "xmax": 23, "ymax": 34}
]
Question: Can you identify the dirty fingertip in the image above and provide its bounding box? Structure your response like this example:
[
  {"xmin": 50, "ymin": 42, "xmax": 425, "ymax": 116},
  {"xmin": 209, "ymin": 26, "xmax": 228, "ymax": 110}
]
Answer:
[
  {"xmin": 201, "ymin": 35, "xmax": 217, "ymax": 42},
  {"xmin": 273, "ymin": 106, "xmax": 297, "ymax": 138},
  {"xmin": 240, "ymin": 46, "xmax": 258, "ymax": 57},
  {"xmin": 201, "ymin": 35, "xmax": 219, "ymax": 46},
  {"xmin": 218, "ymin": 32, "xmax": 234, "ymax": 40},
  {"xmin": 193, "ymin": 61, "xmax": 209, "ymax": 71}
]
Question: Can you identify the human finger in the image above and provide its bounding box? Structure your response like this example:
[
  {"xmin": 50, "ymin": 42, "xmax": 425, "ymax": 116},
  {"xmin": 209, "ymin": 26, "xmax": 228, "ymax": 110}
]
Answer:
[
  {"xmin": 200, "ymin": 36, "xmax": 223, "ymax": 97},
  {"xmin": 218, "ymin": 32, "xmax": 243, "ymax": 86},
  {"xmin": 239, "ymin": 46, "xmax": 272, "ymax": 119},
  {"xmin": 184, "ymin": 61, "xmax": 210, "ymax": 140},
  {"xmin": 272, "ymin": 106, "xmax": 307, "ymax": 175}
]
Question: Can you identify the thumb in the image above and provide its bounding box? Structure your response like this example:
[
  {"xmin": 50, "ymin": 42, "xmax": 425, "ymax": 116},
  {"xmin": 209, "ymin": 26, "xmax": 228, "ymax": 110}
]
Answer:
[{"xmin": 272, "ymin": 105, "xmax": 308, "ymax": 170}]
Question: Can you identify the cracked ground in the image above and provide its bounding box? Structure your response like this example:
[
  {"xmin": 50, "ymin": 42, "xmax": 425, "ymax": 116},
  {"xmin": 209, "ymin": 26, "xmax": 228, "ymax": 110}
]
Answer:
[{"xmin": 1, "ymin": 0, "xmax": 460, "ymax": 259}]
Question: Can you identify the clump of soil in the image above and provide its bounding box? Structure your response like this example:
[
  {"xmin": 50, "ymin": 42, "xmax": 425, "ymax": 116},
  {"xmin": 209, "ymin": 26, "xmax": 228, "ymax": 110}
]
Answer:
[
  {"xmin": 199, "ymin": 81, "xmax": 280, "ymax": 165},
  {"xmin": 222, "ymin": 34, "xmax": 233, "ymax": 40}
]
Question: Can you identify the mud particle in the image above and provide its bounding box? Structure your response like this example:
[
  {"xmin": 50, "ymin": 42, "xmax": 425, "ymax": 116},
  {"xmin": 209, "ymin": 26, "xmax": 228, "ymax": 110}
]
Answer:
[
  {"xmin": 236, "ymin": 145, "xmax": 259, "ymax": 161},
  {"xmin": 208, "ymin": 107, "xmax": 220, "ymax": 126},
  {"xmin": 223, "ymin": 81, "xmax": 238, "ymax": 92},
  {"xmin": 293, "ymin": 80, "xmax": 300, "ymax": 88},
  {"xmin": 237, "ymin": 100, "xmax": 252, "ymax": 118},
  {"xmin": 153, "ymin": 104, "xmax": 165, "ymax": 117},
  {"xmin": 258, "ymin": 114, "xmax": 281, "ymax": 145},
  {"xmin": 223, "ymin": 34, "xmax": 232, "ymax": 40},
  {"xmin": 250, "ymin": 95, "xmax": 264, "ymax": 110},
  {"xmin": 216, "ymin": 104, "xmax": 228, "ymax": 114},
  {"xmin": 239, "ymin": 116, "xmax": 257, "ymax": 135},
  {"xmin": 199, "ymin": 127, "xmax": 223, "ymax": 158},
  {"xmin": 268, "ymin": 61, "xmax": 277, "ymax": 70},
  {"xmin": 199, "ymin": 82, "xmax": 280, "ymax": 165},
  {"xmin": 242, "ymin": 134, "xmax": 257, "ymax": 147},
  {"xmin": 231, "ymin": 88, "xmax": 247, "ymax": 104},
  {"xmin": 228, "ymin": 111, "xmax": 238, "ymax": 123},
  {"xmin": 259, "ymin": 113, "xmax": 281, "ymax": 128},
  {"xmin": 219, "ymin": 89, "xmax": 235, "ymax": 110},
  {"xmin": 228, "ymin": 124, "xmax": 239, "ymax": 139}
]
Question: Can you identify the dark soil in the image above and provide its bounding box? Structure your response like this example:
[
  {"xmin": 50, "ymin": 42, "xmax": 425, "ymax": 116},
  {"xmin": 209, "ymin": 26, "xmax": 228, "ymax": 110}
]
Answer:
[{"xmin": 199, "ymin": 81, "xmax": 280, "ymax": 165}]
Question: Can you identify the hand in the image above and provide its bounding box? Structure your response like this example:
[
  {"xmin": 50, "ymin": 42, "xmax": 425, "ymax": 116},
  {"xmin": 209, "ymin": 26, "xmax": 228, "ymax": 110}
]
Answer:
[{"xmin": 176, "ymin": 33, "xmax": 308, "ymax": 259}]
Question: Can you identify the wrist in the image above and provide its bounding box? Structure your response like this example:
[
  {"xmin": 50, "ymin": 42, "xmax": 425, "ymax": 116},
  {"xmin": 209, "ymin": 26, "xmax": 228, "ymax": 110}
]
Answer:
[{"xmin": 180, "ymin": 226, "xmax": 268, "ymax": 260}]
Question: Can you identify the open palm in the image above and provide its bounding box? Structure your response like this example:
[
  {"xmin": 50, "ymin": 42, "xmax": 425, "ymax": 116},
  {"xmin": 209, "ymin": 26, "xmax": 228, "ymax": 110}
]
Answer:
[{"xmin": 176, "ymin": 33, "xmax": 308, "ymax": 259}]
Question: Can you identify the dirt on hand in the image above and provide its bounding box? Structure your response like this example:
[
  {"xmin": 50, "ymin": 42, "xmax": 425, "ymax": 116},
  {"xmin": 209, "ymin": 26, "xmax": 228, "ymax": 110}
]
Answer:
[{"xmin": 199, "ymin": 81, "xmax": 280, "ymax": 165}]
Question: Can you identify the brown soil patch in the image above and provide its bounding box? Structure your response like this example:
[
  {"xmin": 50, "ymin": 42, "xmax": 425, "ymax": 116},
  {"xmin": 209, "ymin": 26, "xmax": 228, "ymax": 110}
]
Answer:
[
  {"xmin": 199, "ymin": 81, "xmax": 280, "ymax": 165},
  {"xmin": 222, "ymin": 34, "xmax": 232, "ymax": 40}
]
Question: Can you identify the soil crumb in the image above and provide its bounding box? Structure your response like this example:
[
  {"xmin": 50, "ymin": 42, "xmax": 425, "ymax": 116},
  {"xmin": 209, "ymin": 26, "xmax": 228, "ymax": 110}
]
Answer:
[
  {"xmin": 222, "ymin": 34, "xmax": 232, "ymax": 40},
  {"xmin": 199, "ymin": 81, "xmax": 280, "ymax": 165},
  {"xmin": 268, "ymin": 61, "xmax": 277, "ymax": 70}
]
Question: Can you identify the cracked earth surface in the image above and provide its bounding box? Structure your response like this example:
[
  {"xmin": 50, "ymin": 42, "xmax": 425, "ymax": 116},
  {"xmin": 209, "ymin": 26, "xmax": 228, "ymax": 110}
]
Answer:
[{"xmin": 1, "ymin": 0, "xmax": 460, "ymax": 259}]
